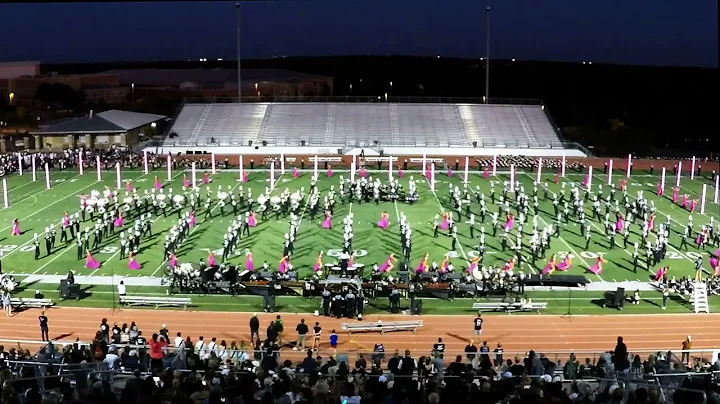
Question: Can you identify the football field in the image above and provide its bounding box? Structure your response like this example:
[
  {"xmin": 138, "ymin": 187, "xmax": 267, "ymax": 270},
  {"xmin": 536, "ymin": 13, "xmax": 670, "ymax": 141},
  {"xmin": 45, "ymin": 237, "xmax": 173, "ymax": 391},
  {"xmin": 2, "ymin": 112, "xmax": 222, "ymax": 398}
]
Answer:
[{"xmin": 0, "ymin": 165, "xmax": 718, "ymax": 282}]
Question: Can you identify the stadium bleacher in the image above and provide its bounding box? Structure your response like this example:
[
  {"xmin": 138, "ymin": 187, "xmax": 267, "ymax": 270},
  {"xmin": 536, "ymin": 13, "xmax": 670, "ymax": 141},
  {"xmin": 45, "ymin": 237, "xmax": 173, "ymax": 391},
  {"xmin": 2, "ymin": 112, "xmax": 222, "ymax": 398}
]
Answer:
[{"xmin": 165, "ymin": 102, "xmax": 563, "ymax": 149}]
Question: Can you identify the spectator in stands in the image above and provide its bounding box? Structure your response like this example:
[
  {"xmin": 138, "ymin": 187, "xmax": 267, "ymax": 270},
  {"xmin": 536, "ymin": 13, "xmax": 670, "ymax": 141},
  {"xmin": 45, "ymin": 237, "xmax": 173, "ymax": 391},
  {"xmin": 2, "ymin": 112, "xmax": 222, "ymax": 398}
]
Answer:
[
  {"xmin": 149, "ymin": 332, "xmax": 168, "ymax": 371},
  {"xmin": 99, "ymin": 318, "xmax": 110, "ymax": 343},
  {"xmin": 464, "ymin": 340, "xmax": 478, "ymax": 362},
  {"xmin": 613, "ymin": 336, "xmax": 630, "ymax": 371},
  {"xmin": 91, "ymin": 331, "xmax": 107, "ymax": 361},
  {"xmin": 104, "ymin": 346, "xmax": 120, "ymax": 369}
]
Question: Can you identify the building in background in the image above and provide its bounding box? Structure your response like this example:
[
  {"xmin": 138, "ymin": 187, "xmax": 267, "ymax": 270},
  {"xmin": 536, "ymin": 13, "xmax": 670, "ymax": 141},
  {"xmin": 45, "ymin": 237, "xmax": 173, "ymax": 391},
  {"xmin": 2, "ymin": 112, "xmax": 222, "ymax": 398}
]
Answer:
[
  {"xmin": 29, "ymin": 109, "xmax": 166, "ymax": 150},
  {"xmin": 103, "ymin": 68, "xmax": 334, "ymax": 99}
]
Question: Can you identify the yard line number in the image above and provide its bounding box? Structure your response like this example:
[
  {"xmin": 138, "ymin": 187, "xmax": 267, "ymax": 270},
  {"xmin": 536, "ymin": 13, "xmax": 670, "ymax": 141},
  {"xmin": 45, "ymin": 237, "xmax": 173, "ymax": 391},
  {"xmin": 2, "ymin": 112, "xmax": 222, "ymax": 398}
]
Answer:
[{"xmin": 0, "ymin": 245, "xmax": 119, "ymax": 254}]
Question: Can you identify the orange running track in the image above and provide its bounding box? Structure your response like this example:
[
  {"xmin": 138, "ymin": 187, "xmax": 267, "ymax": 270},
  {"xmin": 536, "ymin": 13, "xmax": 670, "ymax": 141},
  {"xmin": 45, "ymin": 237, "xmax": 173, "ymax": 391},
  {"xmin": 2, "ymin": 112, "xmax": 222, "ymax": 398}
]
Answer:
[{"xmin": 2, "ymin": 308, "xmax": 720, "ymax": 361}]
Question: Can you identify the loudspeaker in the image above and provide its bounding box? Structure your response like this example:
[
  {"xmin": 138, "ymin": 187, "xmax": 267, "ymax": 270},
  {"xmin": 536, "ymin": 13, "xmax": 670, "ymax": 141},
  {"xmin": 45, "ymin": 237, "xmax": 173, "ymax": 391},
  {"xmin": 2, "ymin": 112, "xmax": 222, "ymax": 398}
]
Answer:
[
  {"xmin": 614, "ymin": 287, "xmax": 625, "ymax": 307},
  {"xmin": 473, "ymin": 141, "xmax": 477, "ymax": 147},
  {"xmin": 262, "ymin": 141, "xmax": 267, "ymax": 146},
  {"xmin": 248, "ymin": 140, "xmax": 253, "ymax": 146},
  {"xmin": 301, "ymin": 140, "xmax": 306, "ymax": 146}
]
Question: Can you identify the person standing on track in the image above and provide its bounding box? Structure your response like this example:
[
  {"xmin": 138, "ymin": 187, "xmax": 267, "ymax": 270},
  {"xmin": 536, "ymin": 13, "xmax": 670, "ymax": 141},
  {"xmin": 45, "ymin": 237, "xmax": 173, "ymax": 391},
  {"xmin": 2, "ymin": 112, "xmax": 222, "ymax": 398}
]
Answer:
[
  {"xmin": 249, "ymin": 313, "xmax": 260, "ymax": 345},
  {"xmin": 39, "ymin": 310, "xmax": 49, "ymax": 341},
  {"xmin": 312, "ymin": 322, "xmax": 322, "ymax": 351},
  {"xmin": 293, "ymin": 319, "xmax": 309, "ymax": 351},
  {"xmin": 473, "ymin": 312, "xmax": 483, "ymax": 336}
]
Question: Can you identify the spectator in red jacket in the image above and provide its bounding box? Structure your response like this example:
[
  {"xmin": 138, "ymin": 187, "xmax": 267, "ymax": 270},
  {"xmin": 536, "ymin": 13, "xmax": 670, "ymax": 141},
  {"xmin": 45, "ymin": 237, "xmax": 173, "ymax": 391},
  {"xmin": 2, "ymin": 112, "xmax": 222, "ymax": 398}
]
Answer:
[{"xmin": 149, "ymin": 333, "xmax": 168, "ymax": 371}]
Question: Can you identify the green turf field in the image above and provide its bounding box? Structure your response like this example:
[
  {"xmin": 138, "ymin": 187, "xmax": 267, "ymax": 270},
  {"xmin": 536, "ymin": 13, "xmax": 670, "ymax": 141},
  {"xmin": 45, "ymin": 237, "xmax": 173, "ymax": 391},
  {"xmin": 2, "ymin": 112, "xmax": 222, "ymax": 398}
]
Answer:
[
  {"xmin": 9, "ymin": 279, "xmax": 720, "ymax": 315},
  {"xmin": 0, "ymin": 165, "xmax": 717, "ymax": 282}
]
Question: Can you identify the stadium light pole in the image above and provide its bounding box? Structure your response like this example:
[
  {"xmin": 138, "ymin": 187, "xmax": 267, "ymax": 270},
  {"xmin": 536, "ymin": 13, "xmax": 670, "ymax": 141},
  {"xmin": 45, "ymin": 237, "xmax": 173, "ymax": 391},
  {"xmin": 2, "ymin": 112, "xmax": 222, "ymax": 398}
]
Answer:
[
  {"xmin": 236, "ymin": 2, "xmax": 242, "ymax": 102},
  {"xmin": 485, "ymin": 0, "xmax": 491, "ymax": 104}
]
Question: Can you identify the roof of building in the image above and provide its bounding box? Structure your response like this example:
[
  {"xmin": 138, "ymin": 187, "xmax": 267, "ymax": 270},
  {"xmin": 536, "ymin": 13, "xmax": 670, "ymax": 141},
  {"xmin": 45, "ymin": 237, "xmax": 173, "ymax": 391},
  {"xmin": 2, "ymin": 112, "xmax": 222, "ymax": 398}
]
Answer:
[
  {"xmin": 101, "ymin": 68, "xmax": 332, "ymax": 87},
  {"xmin": 97, "ymin": 110, "xmax": 166, "ymax": 130},
  {"xmin": 31, "ymin": 109, "xmax": 166, "ymax": 135}
]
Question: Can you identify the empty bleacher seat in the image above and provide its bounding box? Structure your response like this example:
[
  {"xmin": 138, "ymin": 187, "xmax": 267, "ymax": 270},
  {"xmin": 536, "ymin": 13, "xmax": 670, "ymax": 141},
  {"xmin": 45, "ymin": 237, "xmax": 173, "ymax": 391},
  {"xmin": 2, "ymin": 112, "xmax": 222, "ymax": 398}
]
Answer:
[{"xmin": 164, "ymin": 102, "xmax": 562, "ymax": 149}]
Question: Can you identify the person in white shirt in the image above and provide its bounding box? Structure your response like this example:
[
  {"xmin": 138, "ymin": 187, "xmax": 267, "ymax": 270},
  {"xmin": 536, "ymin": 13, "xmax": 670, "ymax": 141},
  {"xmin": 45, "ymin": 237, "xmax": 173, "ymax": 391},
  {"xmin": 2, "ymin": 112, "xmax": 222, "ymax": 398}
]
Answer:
[
  {"xmin": 195, "ymin": 336, "xmax": 207, "ymax": 359},
  {"xmin": 174, "ymin": 332, "xmax": 184, "ymax": 349},
  {"xmin": 104, "ymin": 347, "xmax": 120, "ymax": 369},
  {"xmin": 117, "ymin": 281, "xmax": 126, "ymax": 299},
  {"xmin": 207, "ymin": 337, "xmax": 218, "ymax": 359}
]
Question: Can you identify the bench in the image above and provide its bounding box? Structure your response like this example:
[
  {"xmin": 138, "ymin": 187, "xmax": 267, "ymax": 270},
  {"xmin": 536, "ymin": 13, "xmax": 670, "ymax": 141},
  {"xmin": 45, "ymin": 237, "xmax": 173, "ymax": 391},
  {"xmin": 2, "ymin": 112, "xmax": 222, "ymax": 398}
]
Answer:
[
  {"xmin": 341, "ymin": 320, "xmax": 423, "ymax": 335},
  {"xmin": 120, "ymin": 296, "xmax": 191, "ymax": 309},
  {"xmin": 472, "ymin": 302, "xmax": 548, "ymax": 313},
  {"xmin": 10, "ymin": 298, "xmax": 55, "ymax": 310}
]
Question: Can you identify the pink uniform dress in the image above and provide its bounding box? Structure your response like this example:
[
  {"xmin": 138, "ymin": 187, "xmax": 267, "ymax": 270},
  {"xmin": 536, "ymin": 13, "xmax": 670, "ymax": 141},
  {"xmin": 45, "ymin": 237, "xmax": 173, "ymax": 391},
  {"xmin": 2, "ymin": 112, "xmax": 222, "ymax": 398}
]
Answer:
[
  {"xmin": 322, "ymin": 213, "xmax": 332, "ymax": 229},
  {"xmin": 360, "ymin": 167, "xmax": 367, "ymax": 178},
  {"xmin": 377, "ymin": 213, "xmax": 389, "ymax": 229},
  {"xmin": 415, "ymin": 256, "xmax": 428, "ymax": 274},
  {"xmin": 248, "ymin": 213, "xmax": 257, "ymax": 227},
  {"xmin": 398, "ymin": 168, "xmax": 403, "ymax": 178},
  {"xmin": 326, "ymin": 168, "xmax": 333, "ymax": 177},
  {"xmin": 447, "ymin": 169, "xmax": 453, "ymax": 177},
  {"xmin": 125, "ymin": 182, "xmax": 133, "ymax": 192},
  {"xmin": 278, "ymin": 257, "xmax": 289, "ymax": 273},
  {"xmin": 189, "ymin": 212, "xmax": 196, "ymax": 227},
  {"xmin": 242, "ymin": 172, "xmax": 248, "ymax": 183},
  {"xmin": 11, "ymin": 220, "xmax": 21, "ymax": 236},
  {"xmin": 588, "ymin": 257, "xmax": 605, "ymax": 275},
  {"xmin": 466, "ymin": 258, "xmax": 479, "ymax": 274},
  {"xmin": 542, "ymin": 257, "xmax": 556, "ymax": 275},
  {"xmin": 504, "ymin": 214, "xmax": 515, "ymax": 232},
  {"xmin": 440, "ymin": 214, "xmax": 449, "ymax": 230},
  {"xmin": 246, "ymin": 252, "xmax": 254, "ymax": 271},
  {"xmin": 293, "ymin": 168, "xmax": 300, "ymax": 178},
  {"xmin": 379, "ymin": 255, "xmax": 394, "ymax": 272},
  {"xmin": 483, "ymin": 168, "xmax": 489, "ymax": 179},
  {"xmin": 85, "ymin": 252, "xmax": 100, "ymax": 270},
  {"xmin": 207, "ymin": 253, "xmax": 216, "ymax": 267},
  {"xmin": 202, "ymin": 172, "xmax": 209, "ymax": 184},
  {"xmin": 114, "ymin": 214, "xmax": 124, "ymax": 228},
  {"xmin": 556, "ymin": 256, "xmax": 572, "ymax": 271},
  {"xmin": 154, "ymin": 177, "xmax": 162, "ymax": 189},
  {"xmin": 169, "ymin": 254, "xmax": 178, "ymax": 268},
  {"xmin": 313, "ymin": 253, "xmax": 323, "ymax": 272},
  {"xmin": 128, "ymin": 254, "xmax": 142, "ymax": 270},
  {"xmin": 183, "ymin": 176, "xmax": 191, "ymax": 188}
]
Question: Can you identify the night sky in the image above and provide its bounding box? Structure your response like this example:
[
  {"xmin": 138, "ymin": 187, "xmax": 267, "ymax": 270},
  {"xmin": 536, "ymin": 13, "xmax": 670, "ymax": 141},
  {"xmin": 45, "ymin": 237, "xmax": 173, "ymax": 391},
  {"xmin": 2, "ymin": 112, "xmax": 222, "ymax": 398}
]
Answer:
[{"xmin": 1, "ymin": 0, "xmax": 717, "ymax": 67}]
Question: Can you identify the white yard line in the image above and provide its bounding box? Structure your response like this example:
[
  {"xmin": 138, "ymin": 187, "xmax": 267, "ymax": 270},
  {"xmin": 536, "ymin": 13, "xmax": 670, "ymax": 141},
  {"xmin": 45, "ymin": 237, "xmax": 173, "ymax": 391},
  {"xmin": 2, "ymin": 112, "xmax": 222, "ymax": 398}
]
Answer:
[
  {"xmin": 28, "ymin": 171, "xmax": 157, "ymax": 274},
  {"xmin": 102, "ymin": 171, "xmax": 186, "ymax": 267},
  {"xmin": 423, "ymin": 176, "xmax": 469, "ymax": 264},
  {"xmin": 518, "ymin": 173, "xmax": 601, "ymax": 280},
  {"xmin": 0, "ymin": 180, "xmax": 102, "ymax": 233},
  {"xmin": 566, "ymin": 174, "xmax": 697, "ymax": 272},
  {"xmin": 149, "ymin": 173, "xmax": 281, "ymax": 276}
]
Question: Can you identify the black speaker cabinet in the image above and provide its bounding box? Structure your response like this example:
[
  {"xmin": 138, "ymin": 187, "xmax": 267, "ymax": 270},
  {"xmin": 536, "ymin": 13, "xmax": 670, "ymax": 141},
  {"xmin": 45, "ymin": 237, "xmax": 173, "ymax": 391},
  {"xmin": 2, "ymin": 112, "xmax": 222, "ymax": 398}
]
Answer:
[{"xmin": 602, "ymin": 287, "xmax": 625, "ymax": 310}]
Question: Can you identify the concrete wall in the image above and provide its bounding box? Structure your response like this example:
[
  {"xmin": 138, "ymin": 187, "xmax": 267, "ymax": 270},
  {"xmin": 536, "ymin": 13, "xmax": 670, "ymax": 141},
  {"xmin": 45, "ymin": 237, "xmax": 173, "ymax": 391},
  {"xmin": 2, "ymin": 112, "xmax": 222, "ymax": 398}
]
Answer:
[
  {"xmin": 153, "ymin": 145, "xmax": 588, "ymax": 158},
  {"xmin": 0, "ymin": 61, "xmax": 40, "ymax": 79}
]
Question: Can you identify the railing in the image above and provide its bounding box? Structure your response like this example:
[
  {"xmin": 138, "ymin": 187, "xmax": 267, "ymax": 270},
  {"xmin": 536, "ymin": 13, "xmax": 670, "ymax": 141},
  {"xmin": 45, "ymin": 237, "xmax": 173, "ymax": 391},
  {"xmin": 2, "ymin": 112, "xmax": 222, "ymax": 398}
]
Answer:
[
  {"xmin": 3, "ymin": 339, "xmax": 718, "ymax": 368},
  {"xmin": 181, "ymin": 96, "xmax": 546, "ymax": 105},
  {"xmin": 160, "ymin": 137, "xmax": 585, "ymax": 150}
]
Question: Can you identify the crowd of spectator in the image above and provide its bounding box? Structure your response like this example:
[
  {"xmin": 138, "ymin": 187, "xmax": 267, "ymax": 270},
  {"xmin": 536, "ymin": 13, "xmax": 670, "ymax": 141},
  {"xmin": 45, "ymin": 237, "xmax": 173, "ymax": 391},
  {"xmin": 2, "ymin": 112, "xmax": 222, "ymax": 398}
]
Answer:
[{"xmin": 1, "ymin": 319, "xmax": 719, "ymax": 404}]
